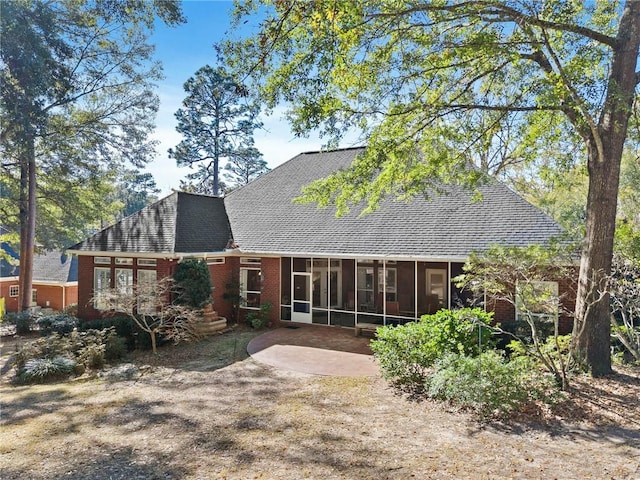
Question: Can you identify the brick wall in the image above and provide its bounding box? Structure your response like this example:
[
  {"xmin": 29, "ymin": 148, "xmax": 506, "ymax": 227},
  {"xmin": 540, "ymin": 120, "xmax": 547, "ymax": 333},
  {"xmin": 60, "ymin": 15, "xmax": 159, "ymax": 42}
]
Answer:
[
  {"xmin": 77, "ymin": 255, "xmax": 178, "ymax": 321},
  {"xmin": 260, "ymin": 257, "xmax": 281, "ymax": 325},
  {"xmin": 210, "ymin": 257, "xmax": 238, "ymax": 322},
  {"xmin": 0, "ymin": 279, "xmax": 19, "ymax": 312}
]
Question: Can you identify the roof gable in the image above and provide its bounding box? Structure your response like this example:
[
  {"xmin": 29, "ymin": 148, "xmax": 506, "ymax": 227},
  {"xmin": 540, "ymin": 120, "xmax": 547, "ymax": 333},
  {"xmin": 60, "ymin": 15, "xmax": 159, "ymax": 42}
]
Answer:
[{"xmin": 70, "ymin": 192, "xmax": 231, "ymax": 254}]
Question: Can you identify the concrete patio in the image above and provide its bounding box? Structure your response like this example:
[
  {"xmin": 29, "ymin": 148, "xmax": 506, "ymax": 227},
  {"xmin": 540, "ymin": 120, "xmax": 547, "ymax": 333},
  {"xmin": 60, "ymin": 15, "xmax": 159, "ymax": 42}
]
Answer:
[{"xmin": 247, "ymin": 324, "xmax": 380, "ymax": 377}]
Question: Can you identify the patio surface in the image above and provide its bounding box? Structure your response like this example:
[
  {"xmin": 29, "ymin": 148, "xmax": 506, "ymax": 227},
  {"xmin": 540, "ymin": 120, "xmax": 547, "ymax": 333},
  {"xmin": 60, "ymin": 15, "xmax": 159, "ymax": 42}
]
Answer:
[{"xmin": 247, "ymin": 324, "xmax": 380, "ymax": 377}]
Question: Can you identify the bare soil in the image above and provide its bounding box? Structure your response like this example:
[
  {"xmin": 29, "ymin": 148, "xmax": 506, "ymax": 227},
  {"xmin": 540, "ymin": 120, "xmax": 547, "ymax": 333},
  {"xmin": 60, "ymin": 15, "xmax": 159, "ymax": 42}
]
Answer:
[{"xmin": 1, "ymin": 329, "xmax": 639, "ymax": 480}]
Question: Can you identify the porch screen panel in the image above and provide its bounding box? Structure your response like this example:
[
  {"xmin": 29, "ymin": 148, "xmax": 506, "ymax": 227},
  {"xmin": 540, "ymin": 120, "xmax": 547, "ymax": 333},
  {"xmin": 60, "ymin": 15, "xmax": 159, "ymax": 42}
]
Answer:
[
  {"xmin": 280, "ymin": 257, "xmax": 292, "ymax": 320},
  {"xmin": 396, "ymin": 261, "xmax": 416, "ymax": 318}
]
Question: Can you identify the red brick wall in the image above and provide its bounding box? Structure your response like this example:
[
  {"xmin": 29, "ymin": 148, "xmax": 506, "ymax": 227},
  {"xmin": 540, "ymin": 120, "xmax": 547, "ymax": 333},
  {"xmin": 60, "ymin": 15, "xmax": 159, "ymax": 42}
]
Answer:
[
  {"xmin": 0, "ymin": 279, "xmax": 20, "ymax": 312},
  {"xmin": 210, "ymin": 257, "xmax": 238, "ymax": 322},
  {"xmin": 260, "ymin": 257, "xmax": 281, "ymax": 325},
  {"xmin": 77, "ymin": 255, "xmax": 97, "ymax": 319}
]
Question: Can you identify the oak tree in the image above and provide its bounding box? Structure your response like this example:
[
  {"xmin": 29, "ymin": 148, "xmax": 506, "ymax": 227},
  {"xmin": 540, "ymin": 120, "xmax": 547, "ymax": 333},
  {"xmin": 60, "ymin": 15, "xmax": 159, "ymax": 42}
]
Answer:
[{"xmin": 225, "ymin": 0, "xmax": 640, "ymax": 375}]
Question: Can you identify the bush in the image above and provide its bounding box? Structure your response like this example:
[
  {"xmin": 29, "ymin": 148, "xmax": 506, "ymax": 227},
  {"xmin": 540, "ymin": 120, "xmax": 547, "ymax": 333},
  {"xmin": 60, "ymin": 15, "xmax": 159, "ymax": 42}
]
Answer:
[
  {"xmin": 12, "ymin": 327, "xmax": 124, "ymax": 383},
  {"xmin": 246, "ymin": 302, "xmax": 272, "ymax": 329},
  {"xmin": 4, "ymin": 311, "xmax": 38, "ymax": 335},
  {"xmin": 17, "ymin": 356, "xmax": 77, "ymax": 384},
  {"xmin": 78, "ymin": 316, "xmax": 159, "ymax": 351},
  {"xmin": 173, "ymin": 259, "xmax": 213, "ymax": 308},
  {"xmin": 370, "ymin": 308, "xmax": 495, "ymax": 390},
  {"xmin": 36, "ymin": 313, "xmax": 79, "ymax": 336},
  {"xmin": 426, "ymin": 351, "xmax": 558, "ymax": 420}
]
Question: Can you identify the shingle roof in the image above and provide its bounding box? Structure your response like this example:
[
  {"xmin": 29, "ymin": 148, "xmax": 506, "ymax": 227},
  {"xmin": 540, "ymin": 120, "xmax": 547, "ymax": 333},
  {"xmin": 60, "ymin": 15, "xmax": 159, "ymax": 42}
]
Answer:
[
  {"xmin": 33, "ymin": 250, "xmax": 78, "ymax": 283},
  {"xmin": 223, "ymin": 147, "xmax": 564, "ymax": 259},
  {"xmin": 69, "ymin": 192, "xmax": 231, "ymax": 254}
]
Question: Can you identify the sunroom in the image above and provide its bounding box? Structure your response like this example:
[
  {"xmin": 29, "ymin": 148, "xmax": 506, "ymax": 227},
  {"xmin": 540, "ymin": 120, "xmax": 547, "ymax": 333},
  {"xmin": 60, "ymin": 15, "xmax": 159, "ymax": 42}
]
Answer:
[{"xmin": 278, "ymin": 256, "xmax": 474, "ymax": 328}]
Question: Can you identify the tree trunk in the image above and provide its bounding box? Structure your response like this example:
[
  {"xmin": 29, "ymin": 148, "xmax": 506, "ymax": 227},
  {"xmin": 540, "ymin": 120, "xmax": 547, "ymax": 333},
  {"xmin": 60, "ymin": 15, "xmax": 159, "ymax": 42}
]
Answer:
[
  {"xmin": 19, "ymin": 135, "xmax": 36, "ymax": 313},
  {"xmin": 573, "ymin": 1, "xmax": 640, "ymax": 376}
]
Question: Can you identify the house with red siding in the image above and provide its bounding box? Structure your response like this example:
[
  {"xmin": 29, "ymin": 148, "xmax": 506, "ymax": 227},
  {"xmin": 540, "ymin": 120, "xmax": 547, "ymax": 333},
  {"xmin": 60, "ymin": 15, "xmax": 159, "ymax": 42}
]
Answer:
[
  {"xmin": 67, "ymin": 147, "xmax": 574, "ymax": 332},
  {"xmin": 0, "ymin": 246, "xmax": 78, "ymax": 315}
]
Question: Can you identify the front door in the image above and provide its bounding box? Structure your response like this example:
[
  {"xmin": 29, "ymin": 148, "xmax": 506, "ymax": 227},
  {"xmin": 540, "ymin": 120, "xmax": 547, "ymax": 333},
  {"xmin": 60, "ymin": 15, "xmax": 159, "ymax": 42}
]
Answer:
[{"xmin": 292, "ymin": 272, "xmax": 312, "ymax": 323}]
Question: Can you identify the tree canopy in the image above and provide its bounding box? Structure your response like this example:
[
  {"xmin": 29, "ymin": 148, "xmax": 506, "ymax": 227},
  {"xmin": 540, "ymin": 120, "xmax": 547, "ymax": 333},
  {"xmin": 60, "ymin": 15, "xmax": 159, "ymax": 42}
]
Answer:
[
  {"xmin": 1, "ymin": 0, "xmax": 184, "ymax": 310},
  {"xmin": 169, "ymin": 65, "xmax": 263, "ymax": 196},
  {"xmin": 225, "ymin": 0, "xmax": 640, "ymax": 375}
]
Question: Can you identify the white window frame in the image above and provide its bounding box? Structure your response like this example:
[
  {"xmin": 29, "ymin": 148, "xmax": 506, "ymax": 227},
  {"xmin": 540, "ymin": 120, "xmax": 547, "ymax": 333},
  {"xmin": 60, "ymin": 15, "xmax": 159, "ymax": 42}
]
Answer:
[
  {"xmin": 136, "ymin": 269, "xmax": 157, "ymax": 315},
  {"xmin": 114, "ymin": 268, "xmax": 134, "ymax": 312},
  {"xmin": 31, "ymin": 289, "xmax": 37, "ymax": 305},
  {"xmin": 9, "ymin": 285, "xmax": 19, "ymax": 297},
  {"xmin": 115, "ymin": 257, "xmax": 133, "ymax": 266},
  {"xmin": 94, "ymin": 256, "xmax": 110, "ymax": 265},
  {"xmin": 240, "ymin": 257, "xmax": 261, "ymax": 265},
  {"xmin": 93, "ymin": 267, "xmax": 112, "ymax": 310},
  {"xmin": 137, "ymin": 258, "xmax": 157, "ymax": 267},
  {"xmin": 516, "ymin": 280, "xmax": 559, "ymax": 323},
  {"xmin": 240, "ymin": 267, "xmax": 261, "ymax": 309},
  {"xmin": 206, "ymin": 257, "xmax": 225, "ymax": 265}
]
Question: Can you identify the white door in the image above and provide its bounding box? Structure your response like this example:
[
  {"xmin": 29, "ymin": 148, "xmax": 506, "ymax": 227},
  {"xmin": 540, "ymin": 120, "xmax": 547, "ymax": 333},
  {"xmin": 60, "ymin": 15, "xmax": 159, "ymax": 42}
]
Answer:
[{"xmin": 292, "ymin": 272, "xmax": 312, "ymax": 323}]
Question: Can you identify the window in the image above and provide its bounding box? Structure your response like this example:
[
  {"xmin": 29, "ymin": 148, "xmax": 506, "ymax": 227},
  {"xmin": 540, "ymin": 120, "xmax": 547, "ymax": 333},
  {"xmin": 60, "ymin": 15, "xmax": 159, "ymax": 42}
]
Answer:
[
  {"xmin": 516, "ymin": 281, "xmax": 559, "ymax": 323},
  {"xmin": 240, "ymin": 257, "xmax": 261, "ymax": 265},
  {"xmin": 357, "ymin": 265, "xmax": 375, "ymax": 310},
  {"xmin": 9, "ymin": 285, "xmax": 18, "ymax": 297},
  {"xmin": 31, "ymin": 289, "xmax": 37, "ymax": 304},
  {"xmin": 112, "ymin": 268, "xmax": 134, "ymax": 312},
  {"xmin": 206, "ymin": 257, "xmax": 225, "ymax": 265},
  {"xmin": 137, "ymin": 269, "xmax": 157, "ymax": 315},
  {"xmin": 137, "ymin": 258, "xmax": 157, "ymax": 267},
  {"xmin": 240, "ymin": 268, "xmax": 261, "ymax": 308},
  {"xmin": 94, "ymin": 256, "xmax": 110, "ymax": 265},
  {"xmin": 378, "ymin": 267, "xmax": 397, "ymax": 301},
  {"xmin": 426, "ymin": 268, "xmax": 448, "ymax": 309},
  {"xmin": 115, "ymin": 257, "xmax": 133, "ymax": 265},
  {"xmin": 93, "ymin": 268, "xmax": 112, "ymax": 310}
]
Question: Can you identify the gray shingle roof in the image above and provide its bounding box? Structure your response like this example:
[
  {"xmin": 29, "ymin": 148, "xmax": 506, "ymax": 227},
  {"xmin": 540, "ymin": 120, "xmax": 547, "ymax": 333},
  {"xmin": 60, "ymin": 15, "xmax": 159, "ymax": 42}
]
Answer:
[
  {"xmin": 33, "ymin": 251, "xmax": 78, "ymax": 283},
  {"xmin": 224, "ymin": 147, "xmax": 564, "ymax": 259},
  {"xmin": 69, "ymin": 192, "xmax": 231, "ymax": 254}
]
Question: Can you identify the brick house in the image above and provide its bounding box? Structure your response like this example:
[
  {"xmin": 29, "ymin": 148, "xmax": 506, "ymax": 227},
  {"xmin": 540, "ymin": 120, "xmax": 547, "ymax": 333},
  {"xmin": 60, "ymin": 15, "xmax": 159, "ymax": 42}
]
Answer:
[
  {"xmin": 68, "ymin": 147, "xmax": 574, "ymax": 331},
  {"xmin": 0, "ymin": 246, "xmax": 78, "ymax": 315}
]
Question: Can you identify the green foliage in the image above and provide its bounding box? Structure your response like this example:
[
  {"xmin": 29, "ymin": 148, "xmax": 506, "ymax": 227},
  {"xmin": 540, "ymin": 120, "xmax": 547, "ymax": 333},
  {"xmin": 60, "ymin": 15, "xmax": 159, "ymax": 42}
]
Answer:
[
  {"xmin": 245, "ymin": 302, "xmax": 273, "ymax": 329},
  {"xmin": 370, "ymin": 308, "xmax": 495, "ymax": 390},
  {"xmin": 173, "ymin": 259, "xmax": 213, "ymax": 308},
  {"xmin": 426, "ymin": 351, "xmax": 558, "ymax": 420},
  {"xmin": 17, "ymin": 356, "xmax": 77, "ymax": 384},
  {"xmin": 168, "ymin": 65, "xmax": 263, "ymax": 196},
  {"xmin": 14, "ymin": 328, "xmax": 124, "ymax": 383},
  {"xmin": 36, "ymin": 314, "xmax": 79, "ymax": 336},
  {"xmin": 609, "ymin": 256, "xmax": 640, "ymax": 363},
  {"xmin": 0, "ymin": 1, "xmax": 184, "ymax": 249},
  {"xmin": 3, "ymin": 311, "xmax": 39, "ymax": 335},
  {"xmin": 78, "ymin": 316, "xmax": 160, "ymax": 351}
]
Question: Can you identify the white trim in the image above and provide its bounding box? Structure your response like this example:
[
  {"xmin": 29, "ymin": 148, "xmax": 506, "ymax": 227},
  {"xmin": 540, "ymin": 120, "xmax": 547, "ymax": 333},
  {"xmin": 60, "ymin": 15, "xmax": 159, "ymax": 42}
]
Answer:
[{"xmin": 236, "ymin": 250, "xmax": 470, "ymax": 263}]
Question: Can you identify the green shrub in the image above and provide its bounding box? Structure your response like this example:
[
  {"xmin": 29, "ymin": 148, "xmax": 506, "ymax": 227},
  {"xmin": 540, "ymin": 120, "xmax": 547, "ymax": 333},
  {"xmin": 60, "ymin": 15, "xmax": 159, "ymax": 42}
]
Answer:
[
  {"xmin": 173, "ymin": 259, "xmax": 213, "ymax": 308},
  {"xmin": 246, "ymin": 302, "xmax": 272, "ymax": 329},
  {"xmin": 79, "ymin": 316, "xmax": 156, "ymax": 350},
  {"xmin": 4, "ymin": 311, "xmax": 38, "ymax": 335},
  {"xmin": 104, "ymin": 334, "xmax": 128, "ymax": 361},
  {"xmin": 427, "ymin": 351, "xmax": 558, "ymax": 420},
  {"xmin": 17, "ymin": 356, "xmax": 77, "ymax": 383},
  {"xmin": 13, "ymin": 327, "xmax": 123, "ymax": 382},
  {"xmin": 370, "ymin": 308, "xmax": 495, "ymax": 390},
  {"xmin": 36, "ymin": 314, "xmax": 79, "ymax": 336}
]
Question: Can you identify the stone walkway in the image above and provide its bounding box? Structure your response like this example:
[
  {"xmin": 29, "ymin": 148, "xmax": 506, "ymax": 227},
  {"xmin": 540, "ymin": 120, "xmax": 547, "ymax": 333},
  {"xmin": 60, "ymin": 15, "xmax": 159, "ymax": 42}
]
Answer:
[{"xmin": 247, "ymin": 324, "xmax": 380, "ymax": 377}]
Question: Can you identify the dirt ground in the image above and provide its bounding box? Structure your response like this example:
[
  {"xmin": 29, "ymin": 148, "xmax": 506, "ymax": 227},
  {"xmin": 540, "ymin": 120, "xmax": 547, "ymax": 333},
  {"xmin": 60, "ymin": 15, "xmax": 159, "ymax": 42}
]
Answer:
[{"xmin": 1, "ymin": 329, "xmax": 639, "ymax": 480}]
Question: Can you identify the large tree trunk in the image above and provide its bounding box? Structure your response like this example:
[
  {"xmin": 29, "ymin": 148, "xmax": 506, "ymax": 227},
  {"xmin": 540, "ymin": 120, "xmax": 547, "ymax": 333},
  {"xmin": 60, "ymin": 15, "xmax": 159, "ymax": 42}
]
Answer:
[
  {"xmin": 573, "ymin": 1, "xmax": 640, "ymax": 376},
  {"xmin": 19, "ymin": 136, "xmax": 36, "ymax": 312}
]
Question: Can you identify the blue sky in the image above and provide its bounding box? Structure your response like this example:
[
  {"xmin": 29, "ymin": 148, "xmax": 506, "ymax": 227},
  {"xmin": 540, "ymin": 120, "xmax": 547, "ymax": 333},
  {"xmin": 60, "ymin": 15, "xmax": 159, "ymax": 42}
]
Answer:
[{"xmin": 147, "ymin": 0, "xmax": 330, "ymax": 195}]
